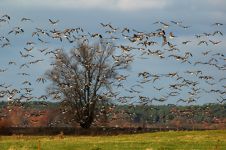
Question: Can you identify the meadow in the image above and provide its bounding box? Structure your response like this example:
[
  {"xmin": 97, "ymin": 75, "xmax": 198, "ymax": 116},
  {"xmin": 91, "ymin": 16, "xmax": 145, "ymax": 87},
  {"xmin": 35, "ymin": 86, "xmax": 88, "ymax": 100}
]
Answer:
[{"xmin": 0, "ymin": 130, "xmax": 225, "ymax": 150}]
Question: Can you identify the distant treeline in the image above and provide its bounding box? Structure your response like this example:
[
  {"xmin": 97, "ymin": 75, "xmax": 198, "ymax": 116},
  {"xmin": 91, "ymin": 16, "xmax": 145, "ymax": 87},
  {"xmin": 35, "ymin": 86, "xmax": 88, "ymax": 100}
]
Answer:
[
  {"xmin": 0, "ymin": 101, "xmax": 58, "ymax": 110},
  {"xmin": 118, "ymin": 103, "xmax": 226, "ymax": 124},
  {"xmin": 1, "ymin": 101, "xmax": 225, "ymax": 125}
]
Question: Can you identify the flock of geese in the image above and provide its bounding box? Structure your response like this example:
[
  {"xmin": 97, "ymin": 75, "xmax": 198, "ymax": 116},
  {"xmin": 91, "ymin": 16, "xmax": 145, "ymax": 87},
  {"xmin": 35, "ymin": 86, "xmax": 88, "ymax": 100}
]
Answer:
[{"xmin": 0, "ymin": 14, "xmax": 225, "ymax": 116}]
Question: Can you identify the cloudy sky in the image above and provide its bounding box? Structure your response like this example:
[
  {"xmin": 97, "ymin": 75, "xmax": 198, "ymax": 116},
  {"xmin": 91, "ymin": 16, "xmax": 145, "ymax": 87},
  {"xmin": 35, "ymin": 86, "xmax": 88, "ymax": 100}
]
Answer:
[
  {"xmin": 0, "ymin": 0, "xmax": 225, "ymax": 105},
  {"xmin": 2, "ymin": 0, "xmax": 225, "ymax": 27}
]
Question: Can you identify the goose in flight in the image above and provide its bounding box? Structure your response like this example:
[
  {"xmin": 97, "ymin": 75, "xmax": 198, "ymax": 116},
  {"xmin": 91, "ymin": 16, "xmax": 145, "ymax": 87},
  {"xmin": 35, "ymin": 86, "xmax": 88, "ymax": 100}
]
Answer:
[
  {"xmin": 0, "ymin": 36, "xmax": 10, "ymax": 42},
  {"xmin": 198, "ymin": 40, "xmax": 208, "ymax": 46},
  {"xmin": 160, "ymin": 22, "xmax": 170, "ymax": 28},
  {"xmin": 36, "ymin": 77, "xmax": 47, "ymax": 83},
  {"xmin": 2, "ymin": 14, "xmax": 10, "ymax": 20},
  {"xmin": 121, "ymin": 27, "xmax": 130, "ymax": 33},
  {"xmin": 21, "ymin": 17, "xmax": 32, "ymax": 22},
  {"xmin": 0, "ymin": 68, "xmax": 7, "ymax": 72},
  {"xmin": 8, "ymin": 27, "xmax": 24, "ymax": 35},
  {"xmin": 179, "ymin": 24, "xmax": 191, "ymax": 29},
  {"xmin": 212, "ymin": 31, "xmax": 223, "ymax": 36},
  {"xmin": 212, "ymin": 22, "xmax": 223, "ymax": 26},
  {"xmin": 49, "ymin": 19, "xmax": 59, "ymax": 25},
  {"xmin": 171, "ymin": 20, "xmax": 182, "ymax": 25},
  {"xmin": 8, "ymin": 61, "xmax": 16, "ymax": 65},
  {"xmin": 169, "ymin": 32, "xmax": 176, "ymax": 39},
  {"xmin": 209, "ymin": 40, "xmax": 221, "ymax": 45},
  {"xmin": 182, "ymin": 40, "xmax": 191, "ymax": 45}
]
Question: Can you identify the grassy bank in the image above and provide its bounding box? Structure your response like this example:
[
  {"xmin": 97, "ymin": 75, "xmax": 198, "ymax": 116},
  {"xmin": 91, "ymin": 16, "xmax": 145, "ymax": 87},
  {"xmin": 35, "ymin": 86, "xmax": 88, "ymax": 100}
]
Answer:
[{"xmin": 0, "ymin": 130, "xmax": 225, "ymax": 150}]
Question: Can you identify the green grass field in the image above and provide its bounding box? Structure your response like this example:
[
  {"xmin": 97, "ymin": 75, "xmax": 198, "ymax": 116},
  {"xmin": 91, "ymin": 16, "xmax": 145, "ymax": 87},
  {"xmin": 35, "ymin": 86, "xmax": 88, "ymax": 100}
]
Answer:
[{"xmin": 0, "ymin": 130, "xmax": 225, "ymax": 150}]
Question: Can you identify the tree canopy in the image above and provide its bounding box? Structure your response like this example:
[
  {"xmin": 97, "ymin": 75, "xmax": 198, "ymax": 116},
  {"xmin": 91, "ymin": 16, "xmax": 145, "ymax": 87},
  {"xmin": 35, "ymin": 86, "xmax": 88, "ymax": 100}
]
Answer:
[{"xmin": 45, "ymin": 41, "xmax": 130, "ymax": 128}]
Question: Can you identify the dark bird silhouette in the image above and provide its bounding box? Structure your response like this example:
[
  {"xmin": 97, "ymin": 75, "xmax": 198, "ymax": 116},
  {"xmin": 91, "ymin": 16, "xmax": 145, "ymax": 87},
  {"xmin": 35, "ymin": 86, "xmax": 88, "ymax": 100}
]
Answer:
[
  {"xmin": 21, "ymin": 17, "xmax": 32, "ymax": 22},
  {"xmin": 212, "ymin": 23, "xmax": 223, "ymax": 26},
  {"xmin": 49, "ymin": 19, "xmax": 59, "ymax": 25},
  {"xmin": 209, "ymin": 40, "xmax": 221, "ymax": 45}
]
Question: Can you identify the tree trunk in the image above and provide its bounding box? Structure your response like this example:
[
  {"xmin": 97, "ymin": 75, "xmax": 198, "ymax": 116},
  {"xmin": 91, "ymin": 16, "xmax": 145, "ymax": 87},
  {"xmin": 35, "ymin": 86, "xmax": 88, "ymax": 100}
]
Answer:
[{"xmin": 80, "ymin": 115, "xmax": 94, "ymax": 129}]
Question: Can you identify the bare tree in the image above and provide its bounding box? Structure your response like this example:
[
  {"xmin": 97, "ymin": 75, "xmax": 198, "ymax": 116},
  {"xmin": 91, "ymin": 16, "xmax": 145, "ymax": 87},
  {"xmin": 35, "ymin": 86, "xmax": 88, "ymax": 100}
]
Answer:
[{"xmin": 45, "ymin": 41, "xmax": 129, "ymax": 128}]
